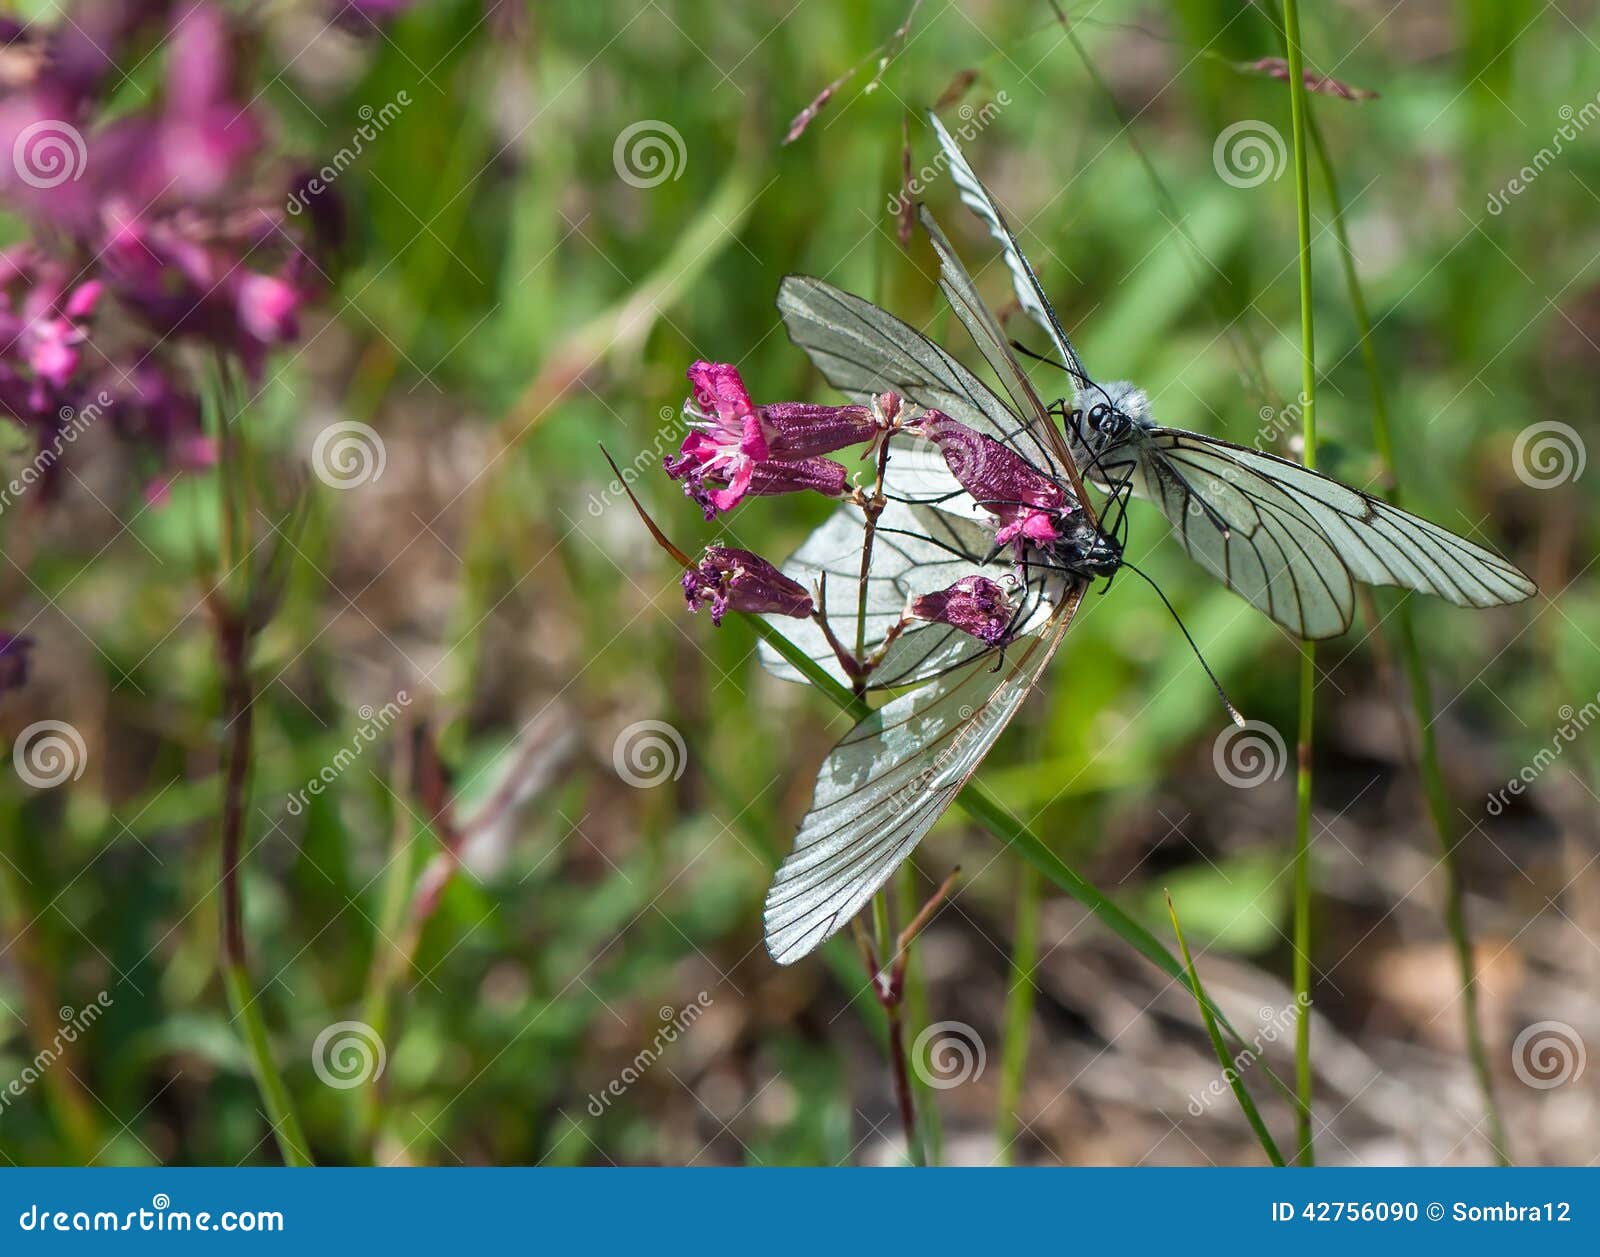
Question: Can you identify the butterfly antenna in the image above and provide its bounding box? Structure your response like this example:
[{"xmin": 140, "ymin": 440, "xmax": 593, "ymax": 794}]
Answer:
[
  {"xmin": 1120, "ymin": 560, "xmax": 1246, "ymax": 728},
  {"xmin": 1010, "ymin": 339, "xmax": 1067, "ymax": 373}
]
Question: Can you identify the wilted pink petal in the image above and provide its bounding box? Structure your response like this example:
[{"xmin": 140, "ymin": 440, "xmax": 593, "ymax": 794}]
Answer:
[
  {"xmin": 744, "ymin": 455, "xmax": 848, "ymax": 501},
  {"xmin": 761, "ymin": 401, "xmax": 879, "ymax": 459},
  {"xmin": 682, "ymin": 546, "xmax": 813, "ymax": 625},
  {"xmin": 910, "ymin": 575, "xmax": 1014, "ymax": 646},
  {"xmin": 914, "ymin": 410, "xmax": 1069, "ymax": 548}
]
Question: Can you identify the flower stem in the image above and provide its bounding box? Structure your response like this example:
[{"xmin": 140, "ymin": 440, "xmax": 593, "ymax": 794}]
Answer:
[
  {"xmin": 1282, "ymin": 0, "xmax": 1319, "ymax": 1167},
  {"xmin": 1305, "ymin": 111, "xmax": 1510, "ymax": 1164},
  {"xmin": 211, "ymin": 404, "xmax": 312, "ymax": 1168}
]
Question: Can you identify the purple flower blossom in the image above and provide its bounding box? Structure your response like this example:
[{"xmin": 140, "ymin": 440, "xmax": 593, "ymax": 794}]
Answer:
[
  {"xmin": 0, "ymin": 1, "xmax": 329, "ymax": 494},
  {"xmin": 666, "ymin": 361, "xmax": 855, "ymax": 517},
  {"xmin": 910, "ymin": 575, "xmax": 1015, "ymax": 646},
  {"xmin": 682, "ymin": 546, "xmax": 814, "ymax": 626},
  {"xmin": 914, "ymin": 411, "xmax": 1071, "ymax": 549},
  {"xmin": 0, "ymin": 248, "xmax": 103, "ymax": 427},
  {"xmin": 0, "ymin": 631, "xmax": 33, "ymax": 693}
]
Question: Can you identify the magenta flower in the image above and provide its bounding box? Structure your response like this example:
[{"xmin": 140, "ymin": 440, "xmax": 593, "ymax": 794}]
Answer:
[
  {"xmin": 666, "ymin": 361, "xmax": 856, "ymax": 518},
  {"xmin": 682, "ymin": 546, "xmax": 814, "ymax": 626},
  {"xmin": 914, "ymin": 411, "xmax": 1070, "ymax": 549},
  {"xmin": 910, "ymin": 575, "xmax": 1015, "ymax": 646},
  {"xmin": 0, "ymin": 249, "xmax": 103, "ymax": 423}
]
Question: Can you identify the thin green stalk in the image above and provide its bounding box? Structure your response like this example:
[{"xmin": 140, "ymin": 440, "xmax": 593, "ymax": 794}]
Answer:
[
  {"xmin": 212, "ymin": 395, "xmax": 312, "ymax": 1168},
  {"xmin": 223, "ymin": 965, "xmax": 313, "ymax": 1166},
  {"xmin": 1305, "ymin": 112, "xmax": 1509, "ymax": 1163},
  {"xmin": 1168, "ymin": 894, "xmax": 1285, "ymax": 1166},
  {"xmin": 895, "ymin": 865, "xmax": 941, "ymax": 1165},
  {"xmin": 1281, "ymin": 0, "xmax": 1318, "ymax": 1167},
  {"xmin": 994, "ymin": 861, "xmax": 1041, "ymax": 1164},
  {"xmin": 0, "ymin": 853, "xmax": 102, "ymax": 1161},
  {"xmin": 360, "ymin": 722, "xmax": 417, "ymax": 1152}
]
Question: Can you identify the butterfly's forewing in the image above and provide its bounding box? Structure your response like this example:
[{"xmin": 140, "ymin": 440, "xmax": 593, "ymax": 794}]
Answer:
[
  {"xmin": 764, "ymin": 589, "xmax": 1081, "ymax": 964},
  {"xmin": 1141, "ymin": 430, "xmax": 1536, "ymax": 637},
  {"xmin": 777, "ymin": 275, "xmax": 1057, "ymax": 472},
  {"xmin": 918, "ymin": 206, "xmax": 1092, "ymax": 510},
  {"xmin": 926, "ymin": 111, "xmax": 1090, "ymax": 390}
]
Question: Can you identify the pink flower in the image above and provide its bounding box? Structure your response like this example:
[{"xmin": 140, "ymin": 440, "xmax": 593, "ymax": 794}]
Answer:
[
  {"xmin": 910, "ymin": 575, "xmax": 1015, "ymax": 646},
  {"xmin": 666, "ymin": 361, "xmax": 857, "ymax": 517},
  {"xmin": 914, "ymin": 411, "xmax": 1071, "ymax": 550},
  {"xmin": 682, "ymin": 546, "xmax": 814, "ymax": 625},
  {"xmin": 235, "ymin": 273, "xmax": 301, "ymax": 344}
]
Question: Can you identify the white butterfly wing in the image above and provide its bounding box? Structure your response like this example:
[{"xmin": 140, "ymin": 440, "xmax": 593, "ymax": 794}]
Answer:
[
  {"xmin": 776, "ymin": 275, "xmax": 1057, "ymax": 473},
  {"xmin": 1133, "ymin": 428, "xmax": 1536, "ymax": 638},
  {"xmin": 926, "ymin": 111, "xmax": 1089, "ymax": 389},
  {"xmin": 764, "ymin": 595, "xmax": 1079, "ymax": 965}
]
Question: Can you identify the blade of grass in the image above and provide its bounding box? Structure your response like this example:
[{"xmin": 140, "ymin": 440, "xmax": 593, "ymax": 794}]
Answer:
[
  {"xmin": 1303, "ymin": 109, "xmax": 1509, "ymax": 1163},
  {"xmin": 895, "ymin": 864, "xmax": 942, "ymax": 1165},
  {"xmin": 994, "ymin": 860, "xmax": 1041, "ymax": 1164},
  {"xmin": 1281, "ymin": 0, "xmax": 1319, "ymax": 1167},
  {"xmin": 1167, "ymin": 892, "xmax": 1286, "ymax": 1166}
]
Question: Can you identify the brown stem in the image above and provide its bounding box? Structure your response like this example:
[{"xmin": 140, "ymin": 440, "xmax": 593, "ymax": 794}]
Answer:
[
  {"xmin": 851, "ymin": 438, "xmax": 895, "ymax": 689},
  {"xmin": 214, "ymin": 602, "xmax": 251, "ymax": 969}
]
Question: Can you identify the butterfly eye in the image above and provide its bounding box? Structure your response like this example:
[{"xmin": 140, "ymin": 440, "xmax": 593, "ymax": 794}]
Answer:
[{"xmin": 1089, "ymin": 404, "xmax": 1109, "ymax": 428}]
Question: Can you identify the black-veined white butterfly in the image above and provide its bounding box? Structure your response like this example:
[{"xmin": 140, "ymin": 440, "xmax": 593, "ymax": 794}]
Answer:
[
  {"xmin": 924, "ymin": 111, "xmax": 1536, "ymax": 639},
  {"xmin": 760, "ymin": 202, "xmax": 1128, "ymax": 964}
]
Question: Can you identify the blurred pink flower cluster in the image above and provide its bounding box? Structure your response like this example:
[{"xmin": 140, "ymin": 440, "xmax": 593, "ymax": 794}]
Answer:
[{"xmin": 0, "ymin": 1, "xmax": 333, "ymax": 493}]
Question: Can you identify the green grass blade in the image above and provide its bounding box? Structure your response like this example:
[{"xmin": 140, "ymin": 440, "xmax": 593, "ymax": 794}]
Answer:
[
  {"xmin": 1305, "ymin": 110, "xmax": 1511, "ymax": 1165},
  {"xmin": 1167, "ymin": 893, "xmax": 1286, "ymax": 1166},
  {"xmin": 994, "ymin": 861, "xmax": 1041, "ymax": 1165},
  {"xmin": 1281, "ymin": 0, "xmax": 1320, "ymax": 1166}
]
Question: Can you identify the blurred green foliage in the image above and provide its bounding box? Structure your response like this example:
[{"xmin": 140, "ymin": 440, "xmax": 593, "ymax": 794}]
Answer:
[{"xmin": 1, "ymin": 0, "xmax": 1595, "ymax": 1165}]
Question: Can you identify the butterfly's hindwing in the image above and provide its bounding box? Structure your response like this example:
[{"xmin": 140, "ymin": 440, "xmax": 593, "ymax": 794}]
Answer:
[{"xmin": 764, "ymin": 594, "xmax": 1079, "ymax": 964}]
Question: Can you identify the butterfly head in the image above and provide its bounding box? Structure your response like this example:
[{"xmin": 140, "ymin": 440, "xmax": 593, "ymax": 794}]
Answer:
[{"xmin": 1081, "ymin": 380, "xmax": 1150, "ymax": 446}]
